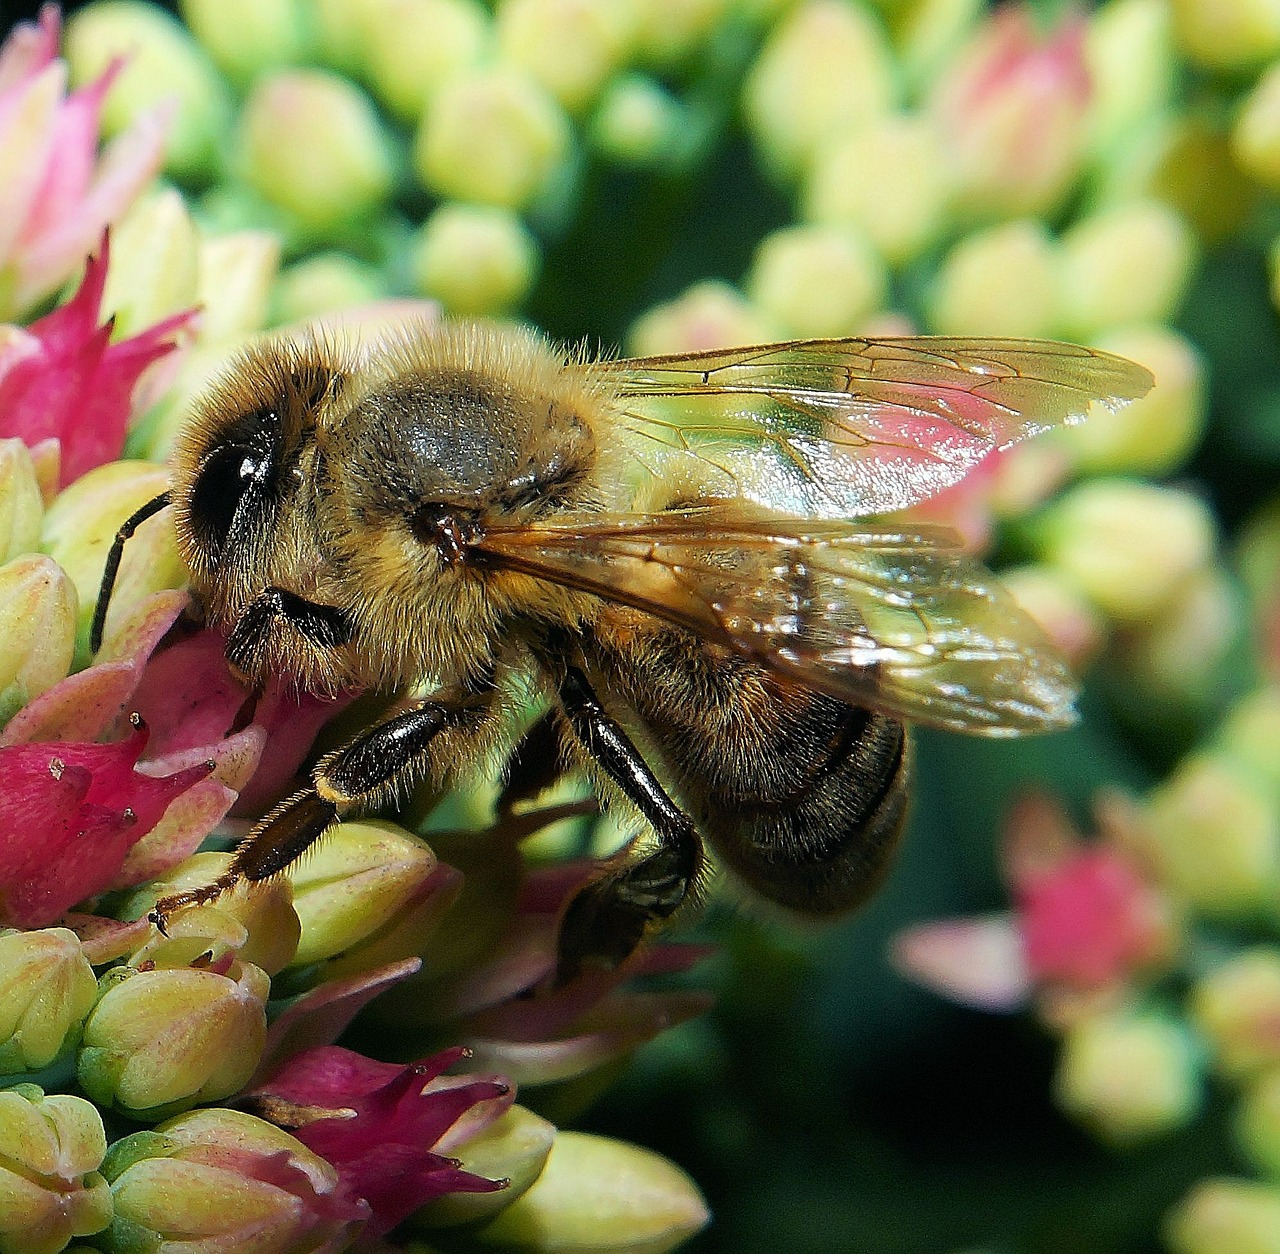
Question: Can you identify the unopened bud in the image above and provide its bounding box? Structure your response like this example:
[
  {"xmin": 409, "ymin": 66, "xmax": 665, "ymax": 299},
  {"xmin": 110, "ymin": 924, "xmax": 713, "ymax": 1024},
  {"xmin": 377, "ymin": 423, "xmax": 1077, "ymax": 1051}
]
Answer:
[
  {"xmin": 101, "ymin": 189, "xmax": 201, "ymax": 338},
  {"xmin": 1190, "ymin": 948, "xmax": 1280, "ymax": 1078},
  {"xmin": 498, "ymin": 0, "xmax": 636, "ymax": 113},
  {"xmin": 0, "ymin": 1088, "xmax": 111, "ymax": 1254},
  {"xmin": 0, "ymin": 929, "xmax": 97, "ymax": 1075},
  {"xmin": 628, "ymin": 281, "xmax": 779, "ymax": 356},
  {"xmin": 590, "ymin": 74, "xmax": 687, "ymax": 167},
  {"xmin": 1216, "ymin": 686, "xmax": 1280, "ymax": 794},
  {"xmin": 0, "ymin": 440, "xmax": 43, "ymax": 564},
  {"xmin": 78, "ymin": 961, "xmax": 270, "ymax": 1120},
  {"xmin": 1142, "ymin": 753, "xmax": 1280, "ymax": 920},
  {"xmin": 237, "ymin": 70, "xmax": 395, "ymax": 236},
  {"xmin": 1166, "ymin": 1178, "xmax": 1280, "ymax": 1254},
  {"xmin": 1085, "ymin": 0, "xmax": 1176, "ymax": 156},
  {"xmin": 64, "ymin": 1, "xmax": 231, "ymax": 181},
  {"xmin": 179, "ymin": 0, "xmax": 309, "ymax": 86},
  {"xmin": 889, "ymin": 0, "xmax": 983, "ymax": 92},
  {"xmin": 102, "ymin": 1107, "xmax": 357, "ymax": 1253},
  {"xmin": 197, "ymin": 232, "xmax": 282, "ymax": 344},
  {"xmin": 0, "ymin": 555, "xmax": 77, "ymax": 721},
  {"xmin": 270, "ymin": 253, "xmax": 386, "ymax": 326},
  {"xmin": 746, "ymin": 224, "xmax": 887, "ymax": 337},
  {"xmin": 1171, "ymin": 0, "xmax": 1280, "ymax": 70},
  {"xmin": 286, "ymin": 819, "xmax": 441, "ymax": 970},
  {"xmin": 1034, "ymin": 479, "xmax": 1216, "ymax": 622},
  {"xmin": 413, "ymin": 1104, "xmax": 556, "ymax": 1229},
  {"xmin": 1053, "ymin": 1010, "xmax": 1202, "ymax": 1144},
  {"xmin": 803, "ymin": 113, "xmax": 951, "ymax": 267},
  {"xmin": 631, "ymin": 0, "xmax": 729, "ymax": 65},
  {"xmin": 411, "ymin": 204, "xmax": 540, "ymax": 316},
  {"xmin": 1059, "ymin": 202, "xmax": 1197, "ymax": 339},
  {"xmin": 40, "ymin": 461, "xmax": 183, "ymax": 654},
  {"xmin": 474, "ymin": 1131, "xmax": 710, "ymax": 1252},
  {"xmin": 1238, "ymin": 1067, "xmax": 1280, "ymax": 1178},
  {"xmin": 743, "ymin": 0, "xmax": 897, "ymax": 180},
  {"xmin": 414, "ymin": 67, "xmax": 572, "ymax": 210},
  {"xmin": 998, "ymin": 563, "xmax": 1106, "ymax": 670},
  {"xmin": 1062, "ymin": 325, "xmax": 1205, "ymax": 476},
  {"xmin": 927, "ymin": 220, "xmax": 1060, "ymax": 337},
  {"xmin": 362, "ymin": 0, "xmax": 491, "ymax": 122}
]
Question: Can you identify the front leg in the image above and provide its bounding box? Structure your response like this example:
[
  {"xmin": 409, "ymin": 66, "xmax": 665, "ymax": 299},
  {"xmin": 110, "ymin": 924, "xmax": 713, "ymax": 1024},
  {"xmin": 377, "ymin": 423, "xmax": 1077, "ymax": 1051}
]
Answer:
[
  {"xmin": 151, "ymin": 693, "xmax": 490, "ymax": 926},
  {"xmin": 223, "ymin": 585, "xmax": 355, "ymax": 684},
  {"xmin": 554, "ymin": 665, "xmax": 704, "ymax": 983}
]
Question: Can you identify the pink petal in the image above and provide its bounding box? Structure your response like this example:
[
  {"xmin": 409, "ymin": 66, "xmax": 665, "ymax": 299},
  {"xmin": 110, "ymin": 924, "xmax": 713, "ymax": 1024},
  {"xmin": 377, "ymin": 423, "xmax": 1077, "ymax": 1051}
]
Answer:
[
  {"xmin": 257, "ymin": 958, "xmax": 423, "ymax": 1080},
  {"xmin": 890, "ymin": 915, "xmax": 1032, "ymax": 1012},
  {"xmin": 0, "ymin": 6, "xmax": 60, "ymax": 91},
  {"xmin": 0, "ymin": 61, "xmax": 63, "ymax": 277}
]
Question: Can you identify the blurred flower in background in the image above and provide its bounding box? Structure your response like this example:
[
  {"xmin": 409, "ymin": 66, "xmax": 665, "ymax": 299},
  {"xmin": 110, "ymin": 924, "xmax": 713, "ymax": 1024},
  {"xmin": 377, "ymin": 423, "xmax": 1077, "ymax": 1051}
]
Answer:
[{"xmin": 0, "ymin": 0, "xmax": 1278, "ymax": 1250}]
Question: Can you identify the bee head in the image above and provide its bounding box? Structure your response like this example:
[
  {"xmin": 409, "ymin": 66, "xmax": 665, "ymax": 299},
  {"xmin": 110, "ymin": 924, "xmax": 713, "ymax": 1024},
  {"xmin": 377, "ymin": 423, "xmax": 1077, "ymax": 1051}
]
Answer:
[{"xmin": 172, "ymin": 333, "xmax": 353, "ymax": 624}]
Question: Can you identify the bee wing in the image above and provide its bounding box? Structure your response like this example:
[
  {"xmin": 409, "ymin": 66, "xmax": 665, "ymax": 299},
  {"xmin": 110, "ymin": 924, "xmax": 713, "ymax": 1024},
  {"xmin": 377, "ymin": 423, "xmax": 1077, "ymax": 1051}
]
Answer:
[
  {"xmin": 478, "ymin": 509, "xmax": 1077, "ymax": 735},
  {"xmin": 585, "ymin": 337, "xmax": 1153, "ymax": 518}
]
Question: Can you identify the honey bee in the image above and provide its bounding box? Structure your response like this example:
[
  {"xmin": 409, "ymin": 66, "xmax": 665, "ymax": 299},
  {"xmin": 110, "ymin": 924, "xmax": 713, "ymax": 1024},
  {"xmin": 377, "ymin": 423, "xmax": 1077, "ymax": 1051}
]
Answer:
[{"xmin": 92, "ymin": 323, "xmax": 1151, "ymax": 979}]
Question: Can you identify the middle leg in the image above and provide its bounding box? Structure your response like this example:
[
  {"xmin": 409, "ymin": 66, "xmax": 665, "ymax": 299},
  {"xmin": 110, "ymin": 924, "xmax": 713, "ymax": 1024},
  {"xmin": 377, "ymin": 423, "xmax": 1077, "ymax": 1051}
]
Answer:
[{"xmin": 554, "ymin": 665, "xmax": 704, "ymax": 982}]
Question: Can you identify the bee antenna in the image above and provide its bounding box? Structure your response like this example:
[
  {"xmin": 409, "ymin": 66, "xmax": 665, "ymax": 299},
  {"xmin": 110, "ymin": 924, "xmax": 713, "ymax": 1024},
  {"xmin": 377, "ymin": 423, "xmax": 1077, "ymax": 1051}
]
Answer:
[{"xmin": 90, "ymin": 490, "xmax": 173, "ymax": 655}]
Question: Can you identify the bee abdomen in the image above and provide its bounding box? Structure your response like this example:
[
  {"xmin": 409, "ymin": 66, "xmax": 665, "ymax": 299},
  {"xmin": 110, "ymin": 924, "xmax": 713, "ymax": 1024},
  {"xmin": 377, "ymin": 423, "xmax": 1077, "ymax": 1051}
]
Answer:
[{"xmin": 696, "ymin": 706, "xmax": 910, "ymax": 916}]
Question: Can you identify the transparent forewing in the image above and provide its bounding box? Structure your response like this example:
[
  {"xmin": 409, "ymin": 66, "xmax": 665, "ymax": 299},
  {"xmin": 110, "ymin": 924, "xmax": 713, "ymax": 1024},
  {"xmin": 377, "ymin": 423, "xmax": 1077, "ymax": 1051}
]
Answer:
[
  {"xmin": 478, "ymin": 510, "xmax": 1078, "ymax": 734},
  {"xmin": 587, "ymin": 337, "xmax": 1153, "ymax": 518}
]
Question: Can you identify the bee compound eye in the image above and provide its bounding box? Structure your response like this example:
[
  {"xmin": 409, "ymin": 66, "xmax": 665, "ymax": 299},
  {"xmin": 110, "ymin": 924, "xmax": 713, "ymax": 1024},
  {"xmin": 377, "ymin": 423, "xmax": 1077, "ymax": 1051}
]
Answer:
[{"xmin": 189, "ymin": 442, "xmax": 272, "ymax": 550}]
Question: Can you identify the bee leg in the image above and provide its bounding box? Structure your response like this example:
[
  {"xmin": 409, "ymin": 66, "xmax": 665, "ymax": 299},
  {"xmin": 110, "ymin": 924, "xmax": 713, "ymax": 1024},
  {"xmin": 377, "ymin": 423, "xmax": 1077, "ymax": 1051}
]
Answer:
[
  {"xmin": 223, "ymin": 586, "xmax": 354, "ymax": 677},
  {"xmin": 148, "ymin": 698, "xmax": 471, "ymax": 926},
  {"xmin": 554, "ymin": 666, "xmax": 702, "ymax": 983}
]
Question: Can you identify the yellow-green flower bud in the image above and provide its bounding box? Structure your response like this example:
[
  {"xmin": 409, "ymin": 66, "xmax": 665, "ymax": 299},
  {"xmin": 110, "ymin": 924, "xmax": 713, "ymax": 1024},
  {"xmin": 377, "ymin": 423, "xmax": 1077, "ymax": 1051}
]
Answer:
[
  {"xmin": 179, "ymin": 0, "xmax": 310, "ymax": 86},
  {"xmin": 0, "ymin": 930, "xmax": 97, "ymax": 1075},
  {"xmin": 1238, "ymin": 1067, "xmax": 1280, "ymax": 1177},
  {"xmin": 362, "ymin": 0, "xmax": 491, "ymax": 122},
  {"xmin": 1033, "ymin": 479, "xmax": 1216, "ymax": 622},
  {"xmin": 40, "ymin": 461, "xmax": 184, "ymax": 655},
  {"xmin": 128, "ymin": 853, "xmax": 301, "ymax": 977},
  {"xmin": 474, "ymin": 1131, "xmax": 710, "ymax": 1253},
  {"xmin": 0, "ymin": 555, "xmax": 78, "ymax": 722},
  {"xmin": 746, "ymin": 223, "xmax": 887, "ymax": 337},
  {"xmin": 0, "ymin": 1089, "xmax": 111, "ymax": 1254},
  {"xmin": 101, "ymin": 189, "xmax": 200, "ymax": 339},
  {"xmin": 1116, "ymin": 566, "xmax": 1243, "ymax": 719},
  {"xmin": 411, "ymin": 203, "xmax": 540, "ymax": 316},
  {"xmin": 628, "ymin": 280, "xmax": 779, "ymax": 356},
  {"xmin": 1166, "ymin": 1178, "xmax": 1280, "ymax": 1254},
  {"xmin": 1235, "ymin": 62, "xmax": 1280, "ymax": 193},
  {"xmin": 802, "ymin": 113, "xmax": 951, "ymax": 267},
  {"xmin": 1060, "ymin": 325, "xmax": 1205, "ymax": 475},
  {"xmin": 237, "ymin": 70, "xmax": 395, "ymax": 236},
  {"xmin": 1058, "ymin": 202, "xmax": 1197, "ymax": 339},
  {"xmin": 889, "ymin": 0, "xmax": 983, "ymax": 93},
  {"xmin": 1172, "ymin": 0, "xmax": 1280, "ymax": 70},
  {"xmin": 270, "ymin": 253, "xmax": 387, "ymax": 326},
  {"xmin": 590, "ymin": 73, "xmax": 688, "ymax": 167},
  {"xmin": 414, "ymin": 66, "xmax": 572, "ymax": 210},
  {"xmin": 196, "ymin": 231, "xmax": 282, "ymax": 345},
  {"xmin": 1143, "ymin": 754, "xmax": 1280, "ymax": 920},
  {"xmin": 312, "ymin": 0, "xmax": 376, "ymax": 72},
  {"xmin": 413, "ymin": 1104, "xmax": 556, "ymax": 1229},
  {"xmin": 64, "ymin": 1, "xmax": 232, "ymax": 181},
  {"xmin": 498, "ymin": 0, "xmax": 636, "ymax": 113},
  {"xmin": 998, "ymin": 563, "xmax": 1106, "ymax": 670},
  {"xmin": 1086, "ymin": 0, "xmax": 1176, "ymax": 156},
  {"xmin": 0, "ymin": 440, "xmax": 43, "ymax": 565},
  {"xmin": 927, "ymin": 220, "xmax": 1061, "ymax": 337},
  {"xmin": 743, "ymin": 0, "xmax": 897, "ymax": 181},
  {"xmin": 1102, "ymin": 117, "xmax": 1259, "ymax": 246},
  {"xmin": 1053, "ymin": 1010, "xmax": 1202, "ymax": 1145},
  {"xmin": 1217, "ymin": 686, "xmax": 1280, "ymax": 795},
  {"xmin": 102, "ymin": 1107, "xmax": 355, "ymax": 1254},
  {"xmin": 78, "ymin": 961, "xmax": 270, "ymax": 1121},
  {"xmin": 1190, "ymin": 949, "xmax": 1280, "ymax": 1077},
  {"xmin": 286, "ymin": 819, "xmax": 440, "ymax": 970},
  {"xmin": 631, "ymin": 0, "xmax": 730, "ymax": 66}
]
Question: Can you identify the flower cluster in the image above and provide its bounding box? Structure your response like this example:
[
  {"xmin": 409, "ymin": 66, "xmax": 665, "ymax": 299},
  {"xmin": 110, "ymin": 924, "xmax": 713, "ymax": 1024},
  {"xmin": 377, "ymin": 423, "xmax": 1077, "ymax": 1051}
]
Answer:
[{"xmin": 1, "ymin": 0, "xmax": 1279, "ymax": 1250}]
